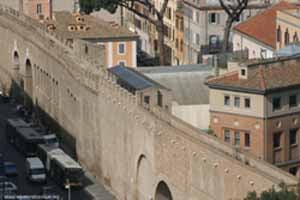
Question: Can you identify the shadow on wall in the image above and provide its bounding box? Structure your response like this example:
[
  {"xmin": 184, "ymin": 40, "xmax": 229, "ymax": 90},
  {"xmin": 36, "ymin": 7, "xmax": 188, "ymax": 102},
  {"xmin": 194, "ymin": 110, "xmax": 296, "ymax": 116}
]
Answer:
[{"xmin": 8, "ymin": 80, "xmax": 78, "ymax": 160}]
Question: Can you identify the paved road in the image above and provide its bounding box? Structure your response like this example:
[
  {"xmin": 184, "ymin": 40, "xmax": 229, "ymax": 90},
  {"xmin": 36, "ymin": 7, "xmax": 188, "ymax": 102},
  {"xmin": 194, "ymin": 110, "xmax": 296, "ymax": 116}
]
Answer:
[{"xmin": 0, "ymin": 101, "xmax": 93, "ymax": 200}]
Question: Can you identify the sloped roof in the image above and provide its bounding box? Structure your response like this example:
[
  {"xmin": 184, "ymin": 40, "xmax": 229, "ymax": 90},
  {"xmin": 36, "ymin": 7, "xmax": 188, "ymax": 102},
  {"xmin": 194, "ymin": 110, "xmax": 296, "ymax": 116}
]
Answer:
[
  {"xmin": 109, "ymin": 65, "xmax": 167, "ymax": 91},
  {"xmin": 206, "ymin": 56, "xmax": 300, "ymax": 94},
  {"xmin": 139, "ymin": 65, "xmax": 213, "ymax": 105},
  {"xmin": 234, "ymin": 1, "xmax": 299, "ymax": 49},
  {"xmin": 44, "ymin": 11, "xmax": 138, "ymax": 40}
]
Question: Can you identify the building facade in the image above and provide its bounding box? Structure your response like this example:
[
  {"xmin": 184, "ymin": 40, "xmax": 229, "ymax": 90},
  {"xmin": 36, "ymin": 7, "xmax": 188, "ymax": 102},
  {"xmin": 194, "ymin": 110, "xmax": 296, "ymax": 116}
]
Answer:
[
  {"xmin": 233, "ymin": 1, "xmax": 300, "ymax": 59},
  {"xmin": 207, "ymin": 56, "xmax": 300, "ymax": 175},
  {"xmin": 22, "ymin": 0, "xmax": 52, "ymax": 20},
  {"xmin": 276, "ymin": 8, "xmax": 300, "ymax": 49},
  {"xmin": 183, "ymin": 0, "xmax": 270, "ymax": 64},
  {"xmin": 45, "ymin": 12, "xmax": 138, "ymax": 68}
]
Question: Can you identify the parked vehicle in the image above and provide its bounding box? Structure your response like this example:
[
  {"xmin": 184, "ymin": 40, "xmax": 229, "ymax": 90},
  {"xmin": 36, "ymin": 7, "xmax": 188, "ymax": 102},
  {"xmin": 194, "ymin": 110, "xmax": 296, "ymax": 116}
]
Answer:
[
  {"xmin": 36, "ymin": 144, "xmax": 63, "ymax": 171},
  {"xmin": 36, "ymin": 144, "xmax": 83, "ymax": 188},
  {"xmin": 50, "ymin": 153, "xmax": 84, "ymax": 188},
  {"xmin": 25, "ymin": 157, "xmax": 46, "ymax": 183},
  {"xmin": 5, "ymin": 118, "xmax": 30, "ymax": 145},
  {"xmin": 33, "ymin": 127, "xmax": 59, "ymax": 148},
  {"xmin": 3, "ymin": 161, "xmax": 17, "ymax": 177},
  {"xmin": 42, "ymin": 134, "xmax": 59, "ymax": 148},
  {"xmin": 14, "ymin": 127, "xmax": 45, "ymax": 157},
  {"xmin": 0, "ymin": 177, "xmax": 18, "ymax": 200}
]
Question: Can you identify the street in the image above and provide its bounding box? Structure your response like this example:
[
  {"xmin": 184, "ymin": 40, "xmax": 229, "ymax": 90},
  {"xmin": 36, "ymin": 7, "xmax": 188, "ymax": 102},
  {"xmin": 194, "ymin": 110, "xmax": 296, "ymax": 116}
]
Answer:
[{"xmin": 0, "ymin": 100, "xmax": 93, "ymax": 200}]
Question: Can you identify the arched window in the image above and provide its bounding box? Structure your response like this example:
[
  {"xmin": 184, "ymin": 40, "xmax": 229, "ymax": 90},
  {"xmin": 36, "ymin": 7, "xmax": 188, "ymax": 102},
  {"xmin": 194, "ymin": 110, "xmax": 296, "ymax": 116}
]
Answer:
[
  {"xmin": 293, "ymin": 32, "xmax": 299, "ymax": 43},
  {"xmin": 284, "ymin": 29, "xmax": 290, "ymax": 45},
  {"xmin": 277, "ymin": 26, "xmax": 281, "ymax": 42},
  {"xmin": 155, "ymin": 181, "xmax": 173, "ymax": 200}
]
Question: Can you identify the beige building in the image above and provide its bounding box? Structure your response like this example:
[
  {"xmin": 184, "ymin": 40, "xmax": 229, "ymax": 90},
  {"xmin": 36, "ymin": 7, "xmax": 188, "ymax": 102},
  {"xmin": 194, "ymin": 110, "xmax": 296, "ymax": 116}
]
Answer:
[
  {"xmin": 44, "ymin": 12, "xmax": 138, "ymax": 68},
  {"xmin": 276, "ymin": 8, "xmax": 300, "ymax": 49},
  {"xmin": 233, "ymin": 1, "xmax": 300, "ymax": 59},
  {"xmin": 207, "ymin": 56, "xmax": 300, "ymax": 175},
  {"xmin": 22, "ymin": 0, "xmax": 52, "ymax": 20}
]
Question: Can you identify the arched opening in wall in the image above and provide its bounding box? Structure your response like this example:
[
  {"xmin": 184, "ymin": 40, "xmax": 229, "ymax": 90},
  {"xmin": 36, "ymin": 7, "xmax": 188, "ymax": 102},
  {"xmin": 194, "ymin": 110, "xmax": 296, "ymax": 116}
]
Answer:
[
  {"xmin": 24, "ymin": 59, "xmax": 33, "ymax": 109},
  {"xmin": 154, "ymin": 181, "xmax": 173, "ymax": 200},
  {"xmin": 13, "ymin": 51, "xmax": 20, "ymax": 69},
  {"xmin": 136, "ymin": 155, "xmax": 154, "ymax": 200}
]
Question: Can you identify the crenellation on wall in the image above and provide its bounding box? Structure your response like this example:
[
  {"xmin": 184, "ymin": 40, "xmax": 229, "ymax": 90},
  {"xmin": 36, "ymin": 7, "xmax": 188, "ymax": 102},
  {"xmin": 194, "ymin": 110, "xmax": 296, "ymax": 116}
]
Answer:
[{"xmin": 0, "ymin": 4, "xmax": 299, "ymax": 200}]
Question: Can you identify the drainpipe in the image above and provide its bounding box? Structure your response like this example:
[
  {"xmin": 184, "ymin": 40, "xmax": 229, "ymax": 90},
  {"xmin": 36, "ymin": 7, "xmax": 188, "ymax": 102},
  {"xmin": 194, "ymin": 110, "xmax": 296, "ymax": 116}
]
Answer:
[{"xmin": 263, "ymin": 95, "xmax": 268, "ymax": 161}]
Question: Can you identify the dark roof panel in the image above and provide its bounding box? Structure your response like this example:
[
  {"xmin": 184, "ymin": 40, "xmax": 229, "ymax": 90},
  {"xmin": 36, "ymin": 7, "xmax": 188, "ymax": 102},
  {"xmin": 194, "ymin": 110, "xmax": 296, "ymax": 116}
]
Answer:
[{"xmin": 109, "ymin": 66, "xmax": 166, "ymax": 90}]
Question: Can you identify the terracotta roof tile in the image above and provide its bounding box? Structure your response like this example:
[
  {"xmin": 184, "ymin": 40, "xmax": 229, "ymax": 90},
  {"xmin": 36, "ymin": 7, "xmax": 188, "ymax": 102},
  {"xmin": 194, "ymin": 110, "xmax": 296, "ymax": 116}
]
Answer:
[
  {"xmin": 234, "ymin": 1, "xmax": 299, "ymax": 49},
  {"xmin": 207, "ymin": 57, "xmax": 300, "ymax": 93}
]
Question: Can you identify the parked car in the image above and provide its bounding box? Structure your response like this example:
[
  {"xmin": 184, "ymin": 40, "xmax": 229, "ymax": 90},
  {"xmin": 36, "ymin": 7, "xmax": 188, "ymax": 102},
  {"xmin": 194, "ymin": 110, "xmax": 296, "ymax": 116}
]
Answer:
[
  {"xmin": 4, "ymin": 161, "xmax": 17, "ymax": 176},
  {"xmin": 25, "ymin": 157, "xmax": 46, "ymax": 183},
  {"xmin": 0, "ymin": 178, "xmax": 18, "ymax": 199}
]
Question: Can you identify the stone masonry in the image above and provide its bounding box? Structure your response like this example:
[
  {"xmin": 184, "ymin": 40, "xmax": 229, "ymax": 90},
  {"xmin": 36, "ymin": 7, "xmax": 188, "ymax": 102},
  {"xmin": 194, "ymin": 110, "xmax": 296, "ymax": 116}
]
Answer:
[{"xmin": 0, "ymin": 4, "xmax": 297, "ymax": 200}]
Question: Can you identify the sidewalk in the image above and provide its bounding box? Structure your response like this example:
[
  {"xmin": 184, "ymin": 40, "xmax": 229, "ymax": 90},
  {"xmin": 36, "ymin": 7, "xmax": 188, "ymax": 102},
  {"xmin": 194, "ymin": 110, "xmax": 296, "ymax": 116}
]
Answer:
[{"xmin": 84, "ymin": 172, "xmax": 116, "ymax": 200}]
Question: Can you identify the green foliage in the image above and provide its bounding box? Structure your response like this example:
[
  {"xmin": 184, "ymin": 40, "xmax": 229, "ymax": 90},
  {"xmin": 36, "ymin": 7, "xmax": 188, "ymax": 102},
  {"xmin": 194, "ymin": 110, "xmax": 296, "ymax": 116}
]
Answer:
[
  {"xmin": 244, "ymin": 182, "xmax": 300, "ymax": 200},
  {"xmin": 79, "ymin": 0, "xmax": 120, "ymax": 14}
]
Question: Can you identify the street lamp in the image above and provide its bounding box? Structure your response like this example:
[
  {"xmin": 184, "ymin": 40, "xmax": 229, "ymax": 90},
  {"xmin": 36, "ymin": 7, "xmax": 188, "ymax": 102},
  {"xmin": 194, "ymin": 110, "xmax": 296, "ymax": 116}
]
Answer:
[{"xmin": 65, "ymin": 179, "xmax": 71, "ymax": 200}]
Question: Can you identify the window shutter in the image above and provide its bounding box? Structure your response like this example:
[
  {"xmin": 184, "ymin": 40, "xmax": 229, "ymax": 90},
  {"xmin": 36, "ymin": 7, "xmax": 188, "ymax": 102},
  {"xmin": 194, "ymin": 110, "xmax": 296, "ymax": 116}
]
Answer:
[
  {"xmin": 217, "ymin": 13, "xmax": 220, "ymax": 24},
  {"xmin": 208, "ymin": 13, "xmax": 211, "ymax": 24}
]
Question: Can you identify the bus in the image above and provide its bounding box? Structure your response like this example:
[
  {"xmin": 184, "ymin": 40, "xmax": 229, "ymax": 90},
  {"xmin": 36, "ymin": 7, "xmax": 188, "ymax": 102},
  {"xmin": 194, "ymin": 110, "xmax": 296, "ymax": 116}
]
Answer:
[
  {"xmin": 49, "ymin": 153, "xmax": 84, "ymax": 188},
  {"xmin": 6, "ymin": 118, "xmax": 30, "ymax": 144},
  {"xmin": 14, "ymin": 127, "xmax": 45, "ymax": 157}
]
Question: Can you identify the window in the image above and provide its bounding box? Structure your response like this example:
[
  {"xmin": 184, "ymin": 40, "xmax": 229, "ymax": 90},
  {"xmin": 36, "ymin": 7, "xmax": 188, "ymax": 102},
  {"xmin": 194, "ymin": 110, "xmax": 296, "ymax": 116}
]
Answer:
[
  {"xmin": 196, "ymin": 34, "xmax": 200, "ymax": 45},
  {"xmin": 85, "ymin": 45, "xmax": 88, "ymax": 54},
  {"xmin": 118, "ymin": 43, "xmax": 125, "ymax": 54},
  {"xmin": 245, "ymin": 132, "xmax": 250, "ymax": 147},
  {"xmin": 277, "ymin": 26, "xmax": 281, "ymax": 42},
  {"xmin": 245, "ymin": 98, "xmax": 251, "ymax": 108},
  {"xmin": 290, "ymin": 129, "xmax": 297, "ymax": 145},
  {"xmin": 234, "ymin": 97, "xmax": 240, "ymax": 107},
  {"xmin": 284, "ymin": 29, "xmax": 290, "ymax": 45},
  {"xmin": 272, "ymin": 97, "xmax": 281, "ymax": 111},
  {"xmin": 209, "ymin": 35, "xmax": 219, "ymax": 47},
  {"xmin": 37, "ymin": 4, "xmax": 42, "ymax": 14},
  {"xmin": 241, "ymin": 69, "xmax": 246, "ymax": 76},
  {"xmin": 289, "ymin": 95, "xmax": 297, "ymax": 108},
  {"xmin": 224, "ymin": 95, "xmax": 230, "ymax": 106},
  {"xmin": 289, "ymin": 167, "xmax": 298, "ymax": 176},
  {"xmin": 119, "ymin": 61, "xmax": 126, "ymax": 66},
  {"xmin": 144, "ymin": 96, "xmax": 150, "ymax": 104},
  {"xmin": 234, "ymin": 131, "xmax": 240, "ymax": 146},
  {"xmin": 157, "ymin": 91, "xmax": 163, "ymax": 107},
  {"xmin": 273, "ymin": 132, "xmax": 281, "ymax": 148},
  {"xmin": 209, "ymin": 13, "xmax": 218, "ymax": 24},
  {"xmin": 224, "ymin": 129, "xmax": 230, "ymax": 143}
]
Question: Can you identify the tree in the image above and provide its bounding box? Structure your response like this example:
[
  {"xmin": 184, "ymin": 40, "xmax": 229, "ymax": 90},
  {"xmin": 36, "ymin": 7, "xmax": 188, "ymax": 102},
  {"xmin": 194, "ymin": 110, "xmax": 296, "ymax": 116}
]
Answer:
[
  {"xmin": 244, "ymin": 182, "xmax": 300, "ymax": 200},
  {"xmin": 79, "ymin": 0, "xmax": 170, "ymax": 65},
  {"xmin": 219, "ymin": 0, "xmax": 249, "ymax": 53}
]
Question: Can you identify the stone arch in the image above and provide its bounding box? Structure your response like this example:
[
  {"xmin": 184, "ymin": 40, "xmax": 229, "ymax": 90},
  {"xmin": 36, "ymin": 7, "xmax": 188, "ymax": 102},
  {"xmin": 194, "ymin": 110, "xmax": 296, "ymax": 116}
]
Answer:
[
  {"xmin": 13, "ymin": 51, "xmax": 20, "ymax": 69},
  {"xmin": 136, "ymin": 154, "xmax": 154, "ymax": 200},
  {"xmin": 24, "ymin": 58, "xmax": 33, "ymax": 107},
  {"xmin": 154, "ymin": 181, "xmax": 173, "ymax": 200}
]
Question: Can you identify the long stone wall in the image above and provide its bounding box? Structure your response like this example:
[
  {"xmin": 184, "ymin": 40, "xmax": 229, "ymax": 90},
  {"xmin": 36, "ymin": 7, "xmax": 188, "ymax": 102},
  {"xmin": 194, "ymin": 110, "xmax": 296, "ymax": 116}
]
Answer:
[{"xmin": 0, "ymin": 5, "xmax": 297, "ymax": 200}]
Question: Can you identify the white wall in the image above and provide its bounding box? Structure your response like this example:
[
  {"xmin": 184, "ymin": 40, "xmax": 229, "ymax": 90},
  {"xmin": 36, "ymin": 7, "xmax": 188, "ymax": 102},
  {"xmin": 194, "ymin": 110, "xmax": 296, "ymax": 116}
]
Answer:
[
  {"xmin": 233, "ymin": 32, "xmax": 274, "ymax": 59},
  {"xmin": 172, "ymin": 104, "xmax": 210, "ymax": 130}
]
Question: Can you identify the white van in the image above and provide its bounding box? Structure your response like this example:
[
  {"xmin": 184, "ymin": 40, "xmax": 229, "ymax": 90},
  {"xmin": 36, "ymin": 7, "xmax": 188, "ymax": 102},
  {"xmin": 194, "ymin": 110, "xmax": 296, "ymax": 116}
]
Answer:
[
  {"xmin": 25, "ymin": 157, "xmax": 46, "ymax": 183},
  {"xmin": 43, "ymin": 134, "xmax": 59, "ymax": 147}
]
